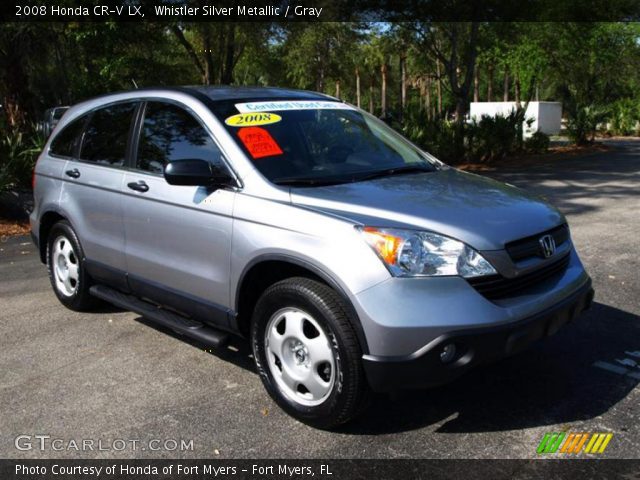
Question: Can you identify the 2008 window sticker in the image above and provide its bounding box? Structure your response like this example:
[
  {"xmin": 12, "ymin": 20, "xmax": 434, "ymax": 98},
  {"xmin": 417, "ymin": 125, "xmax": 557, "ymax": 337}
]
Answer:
[{"xmin": 225, "ymin": 112, "xmax": 282, "ymax": 127}]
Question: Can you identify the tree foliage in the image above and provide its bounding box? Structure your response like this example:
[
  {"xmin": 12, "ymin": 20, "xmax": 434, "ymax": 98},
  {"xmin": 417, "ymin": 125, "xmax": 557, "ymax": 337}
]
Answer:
[{"xmin": 2, "ymin": 20, "xmax": 640, "ymax": 167}]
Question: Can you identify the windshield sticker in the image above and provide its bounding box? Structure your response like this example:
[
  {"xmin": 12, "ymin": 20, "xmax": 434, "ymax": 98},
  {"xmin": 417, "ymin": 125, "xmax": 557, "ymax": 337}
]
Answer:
[
  {"xmin": 225, "ymin": 112, "xmax": 282, "ymax": 127},
  {"xmin": 237, "ymin": 127, "xmax": 283, "ymax": 159},
  {"xmin": 235, "ymin": 101, "xmax": 354, "ymax": 113}
]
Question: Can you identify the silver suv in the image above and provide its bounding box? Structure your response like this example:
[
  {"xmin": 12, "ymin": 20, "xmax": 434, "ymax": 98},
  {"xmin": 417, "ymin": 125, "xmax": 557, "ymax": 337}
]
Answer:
[{"xmin": 31, "ymin": 87, "xmax": 594, "ymax": 428}]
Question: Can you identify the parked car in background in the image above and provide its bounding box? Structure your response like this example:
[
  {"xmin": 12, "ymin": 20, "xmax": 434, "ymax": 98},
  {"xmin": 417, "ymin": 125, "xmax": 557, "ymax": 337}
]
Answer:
[
  {"xmin": 37, "ymin": 106, "xmax": 69, "ymax": 138},
  {"xmin": 30, "ymin": 87, "xmax": 593, "ymax": 429}
]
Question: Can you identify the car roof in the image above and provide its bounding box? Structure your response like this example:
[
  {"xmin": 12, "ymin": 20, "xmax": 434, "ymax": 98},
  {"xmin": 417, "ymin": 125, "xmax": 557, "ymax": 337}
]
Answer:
[
  {"xmin": 180, "ymin": 86, "xmax": 334, "ymax": 102},
  {"xmin": 79, "ymin": 86, "xmax": 335, "ymax": 107},
  {"xmin": 60, "ymin": 86, "xmax": 339, "ymax": 127}
]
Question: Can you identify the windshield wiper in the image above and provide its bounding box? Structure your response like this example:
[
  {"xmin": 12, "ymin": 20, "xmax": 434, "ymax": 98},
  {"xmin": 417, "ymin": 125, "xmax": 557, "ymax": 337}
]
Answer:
[
  {"xmin": 273, "ymin": 177, "xmax": 350, "ymax": 187},
  {"xmin": 274, "ymin": 164, "xmax": 435, "ymax": 187},
  {"xmin": 353, "ymin": 164, "xmax": 435, "ymax": 183}
]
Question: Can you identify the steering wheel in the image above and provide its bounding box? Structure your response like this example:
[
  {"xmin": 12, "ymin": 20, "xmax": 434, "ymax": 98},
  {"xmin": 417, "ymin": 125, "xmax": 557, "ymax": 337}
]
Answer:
[{"xmin": 326, "ymin": 145, "xmax": 355, "ymax": 164}]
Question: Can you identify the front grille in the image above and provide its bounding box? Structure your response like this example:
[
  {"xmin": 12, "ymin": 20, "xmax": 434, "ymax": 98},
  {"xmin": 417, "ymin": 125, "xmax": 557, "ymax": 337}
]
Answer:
[
  {"xmin": 468, "ymin": 253, "xmax": 571, "ymax": 300},
  {"xmin": 506, "ymin": 224, "xmax": 570, "ymax": 262}
]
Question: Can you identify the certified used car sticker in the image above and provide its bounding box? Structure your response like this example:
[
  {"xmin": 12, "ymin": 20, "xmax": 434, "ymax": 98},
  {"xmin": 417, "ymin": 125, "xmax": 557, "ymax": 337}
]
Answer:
[
  {"xmin": 237, "ymin": 127, "xmax": 283, "ymax": 159},
  {"xmin": 235, "ymin": 100, "xmax": 354, "ymax": 113},
  {"xmin": 225, "ymin": 112, "xmax": 282, "ymax": 127}
]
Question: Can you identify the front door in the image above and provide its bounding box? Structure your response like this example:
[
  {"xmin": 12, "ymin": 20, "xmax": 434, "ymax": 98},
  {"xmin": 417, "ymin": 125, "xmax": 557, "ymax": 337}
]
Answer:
[{"xmin": 121, "ymin": 100, "xmax": 236, "ymax": 327}]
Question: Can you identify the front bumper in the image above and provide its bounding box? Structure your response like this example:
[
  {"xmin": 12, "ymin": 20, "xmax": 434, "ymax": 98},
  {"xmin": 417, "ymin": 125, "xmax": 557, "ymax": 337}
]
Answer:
[{"xmin": 362, "ymin": 278, "xmax": 593, "ymax": 392}]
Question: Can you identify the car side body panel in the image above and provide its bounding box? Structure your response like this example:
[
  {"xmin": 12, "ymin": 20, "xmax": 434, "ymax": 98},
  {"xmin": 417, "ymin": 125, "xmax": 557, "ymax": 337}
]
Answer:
[
  {"xmin": 121, "ymin": 169, "xmax": 235, "ymax": 322},
  {"xmin": 229, "ymin": 191, "xmax": 391, "ymax": 307},
  {"xmin": 30, "ymin": 154, "xmax": 66, "ymax": 248},
  {"xmin": 58, "ymin": 161, "xmax": 127, "ymax": 273}
]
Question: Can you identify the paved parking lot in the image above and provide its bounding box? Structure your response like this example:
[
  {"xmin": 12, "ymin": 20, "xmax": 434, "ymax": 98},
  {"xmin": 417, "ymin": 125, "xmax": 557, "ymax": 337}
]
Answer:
[{"xmin": 1, "ymin": 139, "xmax": 639, "ymax": 459}]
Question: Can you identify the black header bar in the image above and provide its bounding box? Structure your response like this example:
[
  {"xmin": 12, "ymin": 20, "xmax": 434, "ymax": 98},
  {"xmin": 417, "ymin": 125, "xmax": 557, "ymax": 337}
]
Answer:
[{"xmin": 2, "ymin": 0, "xmax": 640, "ymax": 22}]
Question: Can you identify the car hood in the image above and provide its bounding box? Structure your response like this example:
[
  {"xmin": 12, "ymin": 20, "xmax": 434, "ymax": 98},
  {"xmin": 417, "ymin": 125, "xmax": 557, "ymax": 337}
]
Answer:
[{"xmin": 289, "ymin": 168, "xmax": 565, "ymax": 251}]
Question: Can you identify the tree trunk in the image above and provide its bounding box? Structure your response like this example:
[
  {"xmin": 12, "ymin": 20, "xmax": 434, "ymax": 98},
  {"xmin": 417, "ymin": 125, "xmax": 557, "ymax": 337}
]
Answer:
[
  {"xmin": 400, "ymin": 54, "xmax": 407, "ymax": 115},
  {"xmin": 335, "ymin": 79, "xmax": 340, "ymax": 98},
  {"xmin": 503, "ymin": 68, "xmax": 509, "ymax": 102},
  {"xmin": 473, "ymin": 64, "xmax": 479, "ymax": 102},
  {"xmin": 426, "ymin": 76, "xmax": 432, "ymax": 120},
  {"xmin": 515, "ymin": 74, "xmax": 537, "ymax": 150},
  {"xmin": 355, "ymin": 67, "xmax": 361, "ymax": 108},
  {"xmin": 369, "ymin": 83, "xmax": 374, "ymax": 114},
  {"xmin": 317, "ymin": 65, "xmax": 325, "ymax": 92},
  {"xmin": 439, "ymin": 22, "xmax": 480, "ymax": 153},
  {"xmin": 171, "ymin": 25, "xmax": 206, "ymax": 82},
  {"xmin": 436, "ymin": 60, "xmax": 443, "ymax": 115},
  {"xmin": 487, "ymin": 63, "xmax": 494, "ymax": 102},
  {"xmin": 51, "ymin": 26, "xmax": 70, "ymax": 104},
  {"xmin": 220, "ymin": 24, "xmax": 236, "ymax": 85},
  {"xmin": 455, "ymin": 97, "xmax": 467, "ymax": 123},
  {"xmin": 380, "ymin": 63, "xmax": 388, "ymax": 117},
  {"xmin": 202, "ymin": 28, "xmax": 215, "ymax": 85},
  {"xmin": 514, "ymin": 75, "xmax": 521, "ymax": 107}
]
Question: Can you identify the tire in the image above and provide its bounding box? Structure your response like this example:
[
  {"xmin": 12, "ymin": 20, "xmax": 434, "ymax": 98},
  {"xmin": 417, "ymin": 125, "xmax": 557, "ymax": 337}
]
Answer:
[
  {"xmin": 251, "ymin": 277, "xmax": 369, "ymax": 429},
  {"xmin": 46, "ymin": 220, "xmax": 96, "ymax": 311}
]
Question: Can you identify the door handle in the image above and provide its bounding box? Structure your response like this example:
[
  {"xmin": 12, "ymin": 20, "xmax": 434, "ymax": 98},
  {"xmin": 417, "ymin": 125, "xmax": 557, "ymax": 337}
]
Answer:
[
  {"xmin": 127, "ymin": 180, "xmax": 149, "ymax": 193},
  {"xmin": 65, "ymin": 168, "xmax": 80, "ymax": 179}
]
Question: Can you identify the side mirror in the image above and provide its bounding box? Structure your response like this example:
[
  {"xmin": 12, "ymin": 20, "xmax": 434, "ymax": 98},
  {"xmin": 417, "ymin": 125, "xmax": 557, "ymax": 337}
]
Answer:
[{"xmin": 164, "ymin": 159, "xmax": 235, "ymax": 187}]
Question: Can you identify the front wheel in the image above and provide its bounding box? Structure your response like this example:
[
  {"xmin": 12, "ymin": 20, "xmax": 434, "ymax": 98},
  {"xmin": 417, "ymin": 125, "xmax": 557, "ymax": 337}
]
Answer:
[{"xmin": 251, "ymin": 277, "xmax": 369, "ymax": 429}]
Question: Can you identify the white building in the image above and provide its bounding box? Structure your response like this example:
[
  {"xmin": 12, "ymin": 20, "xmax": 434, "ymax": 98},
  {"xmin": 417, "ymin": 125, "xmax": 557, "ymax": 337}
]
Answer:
[{"xmin": 469, "ymin": 101, "xmax": 562, "ymax": 137}]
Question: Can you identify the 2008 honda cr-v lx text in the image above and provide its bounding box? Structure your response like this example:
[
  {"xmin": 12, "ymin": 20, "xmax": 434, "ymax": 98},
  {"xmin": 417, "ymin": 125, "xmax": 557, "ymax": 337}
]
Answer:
[{"xmin": 31, "ymin": 86, "xmax": 594, "ymax": 429}]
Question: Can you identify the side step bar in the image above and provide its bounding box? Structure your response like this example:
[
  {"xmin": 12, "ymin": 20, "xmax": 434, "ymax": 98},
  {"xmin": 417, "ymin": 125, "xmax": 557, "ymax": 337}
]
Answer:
[{"xmin": 90, "ymin": 285, "xmax": 229, "ymax": 347}]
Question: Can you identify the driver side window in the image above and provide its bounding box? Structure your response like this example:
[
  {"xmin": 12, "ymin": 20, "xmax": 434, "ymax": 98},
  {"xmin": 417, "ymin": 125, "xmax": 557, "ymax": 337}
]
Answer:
[{"xmin": 136, "ymin": 101, "xmax": 228, "ymax": 176}]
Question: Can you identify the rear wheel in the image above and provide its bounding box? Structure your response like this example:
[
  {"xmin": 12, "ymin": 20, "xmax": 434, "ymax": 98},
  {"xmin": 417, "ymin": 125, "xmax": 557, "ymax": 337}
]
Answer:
[
  {"xmin": 251, "ymin": 277, "xmax": 369, "ymax": 429},
  {"xmin": 47, "ymin": 221, "xmax": 96, "ymax": 311}
]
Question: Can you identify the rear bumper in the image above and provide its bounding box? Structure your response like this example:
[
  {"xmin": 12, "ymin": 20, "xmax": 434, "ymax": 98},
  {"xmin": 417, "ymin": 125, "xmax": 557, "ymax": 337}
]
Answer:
[
  {"xmin": 30, "ymin": 222, "xmax": 41, "ymax": 263},
  {"xmin": 362, "ymin": 278, "xmax": 594, "ymax": 392},
  {"xmin": 29, "ymin": 211, "xmax": 39, "ymax": 248}
]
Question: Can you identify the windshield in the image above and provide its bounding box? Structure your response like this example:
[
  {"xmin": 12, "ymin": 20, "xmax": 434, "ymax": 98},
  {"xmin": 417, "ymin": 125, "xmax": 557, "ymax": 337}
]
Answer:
[{"xmin": 211, "ymin": 100, "xmax": 439, "ymax": 185}]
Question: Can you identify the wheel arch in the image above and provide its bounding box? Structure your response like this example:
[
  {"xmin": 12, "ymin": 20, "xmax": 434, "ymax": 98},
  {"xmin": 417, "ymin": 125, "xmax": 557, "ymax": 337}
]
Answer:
[
  {"xmin": 38, "ymin": 210, "xmax": 68, "ymax": 264},
  {"xmin": 235, "ymin": 254, "xmax": 370, "ymax": 355}
]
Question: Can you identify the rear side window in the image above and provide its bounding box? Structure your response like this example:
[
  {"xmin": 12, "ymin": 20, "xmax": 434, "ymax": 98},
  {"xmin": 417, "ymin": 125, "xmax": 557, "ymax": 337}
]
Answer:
[
  {"xmin": 80, "ymin": 102, "xmax": 138, "ymax": 166},
  {"xmin": 49, "ymin": 115, "xmax": 86, "ymax": 158},
  {"xmin": 136, "ymin": 101, "xmax": 226, "ymax": 175}
]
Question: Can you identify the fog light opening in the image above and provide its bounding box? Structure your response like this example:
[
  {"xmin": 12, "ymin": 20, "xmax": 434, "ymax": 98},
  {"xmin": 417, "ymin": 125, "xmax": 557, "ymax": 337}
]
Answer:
[{"xmin": 440, "ymin": 343, "xmax": 457, "ymax": 364}]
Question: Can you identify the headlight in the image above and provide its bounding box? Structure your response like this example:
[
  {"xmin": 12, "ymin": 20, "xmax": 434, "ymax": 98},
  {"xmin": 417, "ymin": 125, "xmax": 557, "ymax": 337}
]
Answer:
[{"xmin": 359, "ymin": 226, "xmax": 497, "ymax": 278}]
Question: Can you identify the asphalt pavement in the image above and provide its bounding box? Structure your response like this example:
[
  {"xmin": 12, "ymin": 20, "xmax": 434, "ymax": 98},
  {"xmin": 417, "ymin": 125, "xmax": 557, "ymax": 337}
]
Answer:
[{"xmin": 1, "ymin": 139, "xmax": 639, "ymax": 459}]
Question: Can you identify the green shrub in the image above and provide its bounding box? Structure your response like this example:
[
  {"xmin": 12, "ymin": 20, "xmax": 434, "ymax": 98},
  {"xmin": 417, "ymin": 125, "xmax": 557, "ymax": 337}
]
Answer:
[
  {"xmin": 466, "ymin": 112, "xmax": 519, "ymax": 162},
  {"xmin": 400, "ymin": 106, "xmax": 546, "ymax": 163},
  {"xmin": 608, "ymin": 99, "xmax": 639, "ymax": 136},
  {"xmin": 401, "ymin": 107, "xmax": 461, "ymax": 162},
  {"xmin": 524, "ymin": 131, "xmax": 550, "ymax": 153},
  {"xmin": 0, "ymin": 162, "xmax": 13, "ymax": 193},
  {"xmin": 566, "ymin": 105, "xmax": 608, "ymax": 145},
  {"xmin": 0, "ymin": 124, "xmax": 46, "ymax": 193}
]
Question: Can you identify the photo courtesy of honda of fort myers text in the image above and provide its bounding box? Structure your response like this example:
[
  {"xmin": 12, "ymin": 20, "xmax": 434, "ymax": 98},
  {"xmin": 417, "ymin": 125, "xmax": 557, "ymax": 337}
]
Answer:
[{"xmin": 2, "ymin": 0, "xmax": 640, "ymax": 479}]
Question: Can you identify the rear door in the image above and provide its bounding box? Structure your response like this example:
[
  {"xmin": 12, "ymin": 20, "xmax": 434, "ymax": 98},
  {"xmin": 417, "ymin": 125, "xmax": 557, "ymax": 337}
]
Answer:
[
  {"xmin": 121, "ymin": 100, "xmax": 236, "ymax": 327},
  {"xmin": 59, "ymin": 101, "xmax": 139, "ymax": 290}
]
